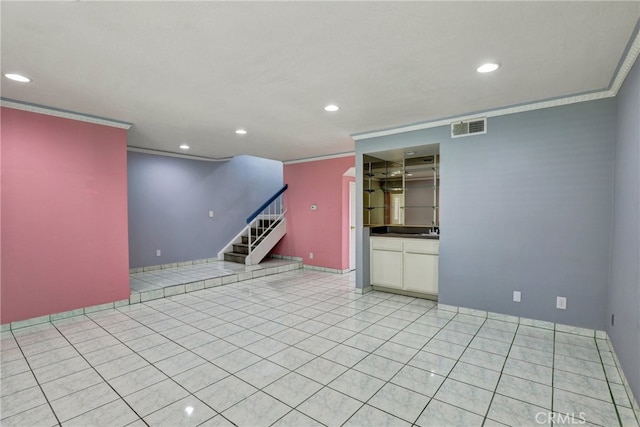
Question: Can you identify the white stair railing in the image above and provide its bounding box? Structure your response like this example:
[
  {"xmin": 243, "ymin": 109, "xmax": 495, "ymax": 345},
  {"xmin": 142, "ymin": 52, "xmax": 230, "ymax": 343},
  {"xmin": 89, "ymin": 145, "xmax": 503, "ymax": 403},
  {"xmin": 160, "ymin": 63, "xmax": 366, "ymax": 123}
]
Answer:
[
  {"xmin": 245, "ymin": 185, "xmax": 288, "ymax": 260},
  {"xmin": 217, "ymin": 185, "xmax": 289, "ymax": 265}
]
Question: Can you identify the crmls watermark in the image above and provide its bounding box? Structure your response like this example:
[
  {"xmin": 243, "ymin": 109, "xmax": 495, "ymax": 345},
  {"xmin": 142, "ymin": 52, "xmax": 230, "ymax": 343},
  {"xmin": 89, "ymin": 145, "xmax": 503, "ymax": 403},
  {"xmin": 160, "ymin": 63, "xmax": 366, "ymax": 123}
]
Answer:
[{"xmin": 535, "ymin": 412, "xmax": 587, "ymax": 425}]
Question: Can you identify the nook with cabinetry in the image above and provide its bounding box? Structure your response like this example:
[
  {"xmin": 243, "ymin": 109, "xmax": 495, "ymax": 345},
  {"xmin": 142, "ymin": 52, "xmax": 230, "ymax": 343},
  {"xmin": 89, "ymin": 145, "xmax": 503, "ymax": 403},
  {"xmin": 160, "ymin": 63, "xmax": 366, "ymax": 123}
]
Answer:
[
  {"xmin": 364, "ymin": 145, "xmax": 441, "ymax": 299},
  {"xmin": 370, "ymin": 236, "xmax": 439, "ymax": 298}
]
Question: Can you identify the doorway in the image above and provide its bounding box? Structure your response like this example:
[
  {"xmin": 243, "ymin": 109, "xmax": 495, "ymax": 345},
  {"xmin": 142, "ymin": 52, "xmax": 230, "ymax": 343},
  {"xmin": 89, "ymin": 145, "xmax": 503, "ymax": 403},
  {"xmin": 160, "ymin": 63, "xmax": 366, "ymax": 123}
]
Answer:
[{"xmin": 349, "ymin": 181, "xmax": 356, "ymax": 271}]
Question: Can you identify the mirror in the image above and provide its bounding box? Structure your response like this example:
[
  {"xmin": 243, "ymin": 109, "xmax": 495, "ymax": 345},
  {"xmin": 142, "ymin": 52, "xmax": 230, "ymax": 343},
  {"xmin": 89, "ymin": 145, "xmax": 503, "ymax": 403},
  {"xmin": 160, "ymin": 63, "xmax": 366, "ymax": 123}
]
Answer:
[{"xmin": 363, "ymin": 145, "xmax": 439, "ymax": 227}]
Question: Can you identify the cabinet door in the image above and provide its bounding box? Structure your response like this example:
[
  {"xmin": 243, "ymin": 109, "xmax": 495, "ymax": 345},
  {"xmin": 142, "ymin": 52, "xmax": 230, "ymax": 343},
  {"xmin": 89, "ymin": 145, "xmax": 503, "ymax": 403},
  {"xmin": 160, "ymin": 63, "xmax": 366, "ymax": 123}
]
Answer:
[
  {"xmin": 404, "ymin": 253, "xmax": 438, "ymax": 294},
  {"xmin": 371, "ymin": 249, "xmax": 404, "ymax": 289}
]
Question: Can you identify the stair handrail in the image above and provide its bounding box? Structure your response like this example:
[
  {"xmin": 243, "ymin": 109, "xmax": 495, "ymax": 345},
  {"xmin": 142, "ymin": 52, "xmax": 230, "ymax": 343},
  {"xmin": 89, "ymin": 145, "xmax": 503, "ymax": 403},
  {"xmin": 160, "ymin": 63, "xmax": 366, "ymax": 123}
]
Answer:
[
  {"xmin": 246, "ymin": 184, "xmax": 288, "ymax": 256},
  {"xmin": 246, "ymin": 184, "xmax": 288, "ymax": 224}
]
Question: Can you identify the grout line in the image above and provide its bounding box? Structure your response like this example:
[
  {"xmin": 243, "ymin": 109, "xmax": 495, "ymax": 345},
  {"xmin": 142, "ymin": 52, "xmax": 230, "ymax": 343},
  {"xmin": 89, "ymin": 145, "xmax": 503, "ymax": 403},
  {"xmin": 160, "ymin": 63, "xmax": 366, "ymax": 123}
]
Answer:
[
  {"xmin": 7, "ymin": 271, "xmax": 351, "ymax": 426},
  {"xmin": 8, "ymin": 329, "xmax": 63, "ymax": 426},
  {"xmin": 196, "ymin": 274, "xmax": 361, "ymax": 425},
  {"xmin": 49, "ymin": 318, "xmax": 151, "ymax": 425},
  {"xmin": 1, "ymin": 270, "xmax": 634, "ymax": 427},
  {"xmin": 481, "ymin": 321, "xmax": 521, "ymax": 426},
  {"xmin": 325, "ymin": 300, "xmax": 437, "ymax": 424},
  {"xmin": 122, "ymin": 271, "xmax": 358, "ymax": 424},
  {"xmin": 271, "ymin": 293, "xmax": 436, "ymax": 425},
  {"xmin": 405, "ymin": 309, "xmax": 475, "ymax": 424},
  {"xmin": 597, "ymin": 334, "xmax": 624, "ymax": 427},
  {"xmin": 83, "ymin": 305, "xmax": 223, "ymax": 424}
]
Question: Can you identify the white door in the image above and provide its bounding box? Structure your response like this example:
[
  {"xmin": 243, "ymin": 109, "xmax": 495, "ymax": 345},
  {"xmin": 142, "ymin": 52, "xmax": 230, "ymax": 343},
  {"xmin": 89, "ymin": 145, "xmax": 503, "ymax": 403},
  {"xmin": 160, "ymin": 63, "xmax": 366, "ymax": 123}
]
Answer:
[{"xmin": 349, "ymin": 181, "xmax": 356, "ymax": 271}]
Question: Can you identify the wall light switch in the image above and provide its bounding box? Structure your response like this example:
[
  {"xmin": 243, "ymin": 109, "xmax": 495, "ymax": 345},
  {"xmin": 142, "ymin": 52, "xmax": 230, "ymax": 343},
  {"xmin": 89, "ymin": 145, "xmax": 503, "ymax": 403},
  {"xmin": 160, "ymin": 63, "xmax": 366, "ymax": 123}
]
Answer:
[
  {"xmin": 513, "ymin": 291, "xmax": 521, "ymax": 302},
  {"xmin": 556, "ymin": 296, "xmax": 567, "ymax": 310},
  {"xmin": 209, "ymin": 211, "xmax": 214, "ymax": 218}
]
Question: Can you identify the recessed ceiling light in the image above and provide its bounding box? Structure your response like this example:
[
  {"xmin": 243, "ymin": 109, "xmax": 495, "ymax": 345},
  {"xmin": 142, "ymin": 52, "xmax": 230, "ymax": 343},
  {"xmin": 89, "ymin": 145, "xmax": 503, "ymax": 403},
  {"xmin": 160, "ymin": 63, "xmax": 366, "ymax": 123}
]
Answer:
[
  {"xmin": 179, "ymin": 144, "xmax": 190, "ymax": 150},
  {"xmin": 4, "ymin": 73, "xmax": 31, "ymax": 83},
  {"xmin": 235, "ymin": 129, "xmax": 247, "ymax": 135},
  {"xmin": 324, "ymin": 104, "xmax": 340, "ymax": 112},
  {"xmin": 405, "ymin": 151, "xmax": 416, "ymax": 156},
  {"xmin": 477, "ymin": 63, "xmax": 499, "ymax": 73}
]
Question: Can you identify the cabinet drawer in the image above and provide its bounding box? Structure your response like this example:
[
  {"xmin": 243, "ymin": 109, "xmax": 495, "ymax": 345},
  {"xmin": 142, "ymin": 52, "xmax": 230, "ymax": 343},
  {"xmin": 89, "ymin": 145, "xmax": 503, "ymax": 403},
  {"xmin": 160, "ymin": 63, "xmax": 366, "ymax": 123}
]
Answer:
[
  {"xmin": 370, "ymin": 237, "xmax": 403, "ymax": 251},
  {"xmin": 404, "ymin": 239, "xmax": 439, "ymax": 255}
]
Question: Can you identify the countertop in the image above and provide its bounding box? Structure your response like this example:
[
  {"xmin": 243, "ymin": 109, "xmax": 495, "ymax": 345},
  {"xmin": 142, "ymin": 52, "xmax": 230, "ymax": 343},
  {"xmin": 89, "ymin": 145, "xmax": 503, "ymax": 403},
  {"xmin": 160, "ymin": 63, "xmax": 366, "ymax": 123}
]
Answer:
[{"xmin": 370, "ymin": 232, "xmax": 439, "ymax": 240}]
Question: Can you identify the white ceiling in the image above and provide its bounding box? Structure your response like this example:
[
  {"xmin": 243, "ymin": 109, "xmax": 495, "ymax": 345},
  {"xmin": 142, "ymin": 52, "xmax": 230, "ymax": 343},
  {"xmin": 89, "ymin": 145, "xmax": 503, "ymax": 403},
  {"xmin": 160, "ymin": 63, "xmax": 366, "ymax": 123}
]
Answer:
[{"xmin": 2, "ymin": 2, "xmax": 639, "ymax": 162}]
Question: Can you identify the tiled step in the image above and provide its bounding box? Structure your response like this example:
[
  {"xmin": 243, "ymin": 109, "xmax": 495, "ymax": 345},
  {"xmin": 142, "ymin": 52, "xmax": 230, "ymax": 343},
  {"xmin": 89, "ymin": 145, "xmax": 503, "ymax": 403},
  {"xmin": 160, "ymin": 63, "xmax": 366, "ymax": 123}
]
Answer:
[{"xmin": 4, "ymin": 259, "xmax": 304, "ymax": 330}]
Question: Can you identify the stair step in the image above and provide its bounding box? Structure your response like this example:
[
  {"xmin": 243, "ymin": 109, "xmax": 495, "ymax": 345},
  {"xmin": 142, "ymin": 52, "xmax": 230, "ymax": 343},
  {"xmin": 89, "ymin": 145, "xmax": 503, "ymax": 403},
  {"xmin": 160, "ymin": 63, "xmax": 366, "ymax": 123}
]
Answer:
[
  {"xmin": 224, "ymin": 218, "xmax": 284, "ymax": 265},
  {"xmin": 232, "ymin": 243, "xmax": 249, "ymax": 255},
  {"xmin": 250, "ymin": 227, "xmax": 272, "ymax": 234},
  {"xmin": 257, "ymin": 219, "xmax": 282, "ymax": 228},
  {"xmin": 224, "ymin": 252, "xmax": 247, "ymax": 264},
  {"xmin": 250, "ymin": 218, "xmax": 282, "ymax": 234},
  {"xmin": 242, "ymin": 235, "xmax": 267, "ymax": 245}
]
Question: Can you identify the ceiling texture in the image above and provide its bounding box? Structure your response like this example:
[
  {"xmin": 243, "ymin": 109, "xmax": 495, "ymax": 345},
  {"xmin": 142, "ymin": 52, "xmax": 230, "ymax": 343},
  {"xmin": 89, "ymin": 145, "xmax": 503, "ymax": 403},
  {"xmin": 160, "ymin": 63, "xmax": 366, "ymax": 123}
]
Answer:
[{"xmin": 2, "ymin": 1, "xmax": 639, "ymax": 162}]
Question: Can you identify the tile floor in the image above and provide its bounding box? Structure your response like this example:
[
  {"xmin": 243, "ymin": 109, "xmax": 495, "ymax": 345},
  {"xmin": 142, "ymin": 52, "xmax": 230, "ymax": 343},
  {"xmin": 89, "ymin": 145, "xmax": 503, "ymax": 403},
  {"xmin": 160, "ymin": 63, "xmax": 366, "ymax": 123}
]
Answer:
[{"xmin": 1, "ymin": 268, "xmax": 639, "ymax": 427}]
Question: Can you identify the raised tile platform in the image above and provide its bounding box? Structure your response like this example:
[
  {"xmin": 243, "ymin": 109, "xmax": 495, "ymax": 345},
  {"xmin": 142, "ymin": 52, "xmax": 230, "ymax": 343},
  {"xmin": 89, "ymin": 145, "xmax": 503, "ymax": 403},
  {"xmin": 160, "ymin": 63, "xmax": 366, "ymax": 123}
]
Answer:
[{"xmin": 2, "ymin": 258, "xmax": 302, "ymax": 331}]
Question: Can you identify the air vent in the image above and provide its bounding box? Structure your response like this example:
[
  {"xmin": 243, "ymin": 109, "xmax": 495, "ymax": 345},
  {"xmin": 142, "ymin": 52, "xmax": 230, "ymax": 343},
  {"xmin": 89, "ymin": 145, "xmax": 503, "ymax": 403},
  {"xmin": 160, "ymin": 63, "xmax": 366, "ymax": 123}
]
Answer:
[{"xmin": 451, "ymin": 118, "xmax": 487, "ymax": 138}]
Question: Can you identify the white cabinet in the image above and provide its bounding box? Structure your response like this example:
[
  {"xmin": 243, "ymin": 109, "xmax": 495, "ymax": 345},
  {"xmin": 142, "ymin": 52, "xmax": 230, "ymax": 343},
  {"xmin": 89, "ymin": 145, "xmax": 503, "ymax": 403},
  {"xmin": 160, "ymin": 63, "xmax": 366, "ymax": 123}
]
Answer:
[
  {"xmin": 371, "ymin": 237, "xmax": 439, "ymax": 296},
  {"xmin": 371, "ymin": 238, "xmax": 403, "ymax": 289},
  {"xmin": 404, "ymin": 253, "xmax": 439, "ymax": 294}
]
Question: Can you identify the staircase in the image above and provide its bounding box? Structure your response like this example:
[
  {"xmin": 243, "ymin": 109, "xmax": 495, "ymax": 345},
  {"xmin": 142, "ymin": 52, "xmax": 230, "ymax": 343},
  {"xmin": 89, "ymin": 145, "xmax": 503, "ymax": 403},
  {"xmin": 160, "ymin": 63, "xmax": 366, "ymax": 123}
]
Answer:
[
  {"xmin": 218, "ymin": 185, "xmax": 288, "ymax": 265},
  {"xmin": 223, "ymin": 219, "xmax": 281, "ymax": 264}
]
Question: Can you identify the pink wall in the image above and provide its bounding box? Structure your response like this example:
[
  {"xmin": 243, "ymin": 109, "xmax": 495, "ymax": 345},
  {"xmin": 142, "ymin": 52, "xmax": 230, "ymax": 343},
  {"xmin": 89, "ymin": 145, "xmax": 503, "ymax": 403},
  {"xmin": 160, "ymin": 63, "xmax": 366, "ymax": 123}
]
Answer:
[
  {"xmin": 1, "ymin": 108, "xmax": 130, "ymax": 324},
  {"xmin": 273, "ymin": 155, "xmax": 355, "ymax": 270}
]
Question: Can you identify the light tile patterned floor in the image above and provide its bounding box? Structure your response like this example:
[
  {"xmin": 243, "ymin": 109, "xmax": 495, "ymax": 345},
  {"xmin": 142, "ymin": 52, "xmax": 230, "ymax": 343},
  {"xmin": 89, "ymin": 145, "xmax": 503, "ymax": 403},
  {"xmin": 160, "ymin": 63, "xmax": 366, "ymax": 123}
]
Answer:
[{"xmin": 1, "ymin": 268, "xmax": 638, "ymax": 427}]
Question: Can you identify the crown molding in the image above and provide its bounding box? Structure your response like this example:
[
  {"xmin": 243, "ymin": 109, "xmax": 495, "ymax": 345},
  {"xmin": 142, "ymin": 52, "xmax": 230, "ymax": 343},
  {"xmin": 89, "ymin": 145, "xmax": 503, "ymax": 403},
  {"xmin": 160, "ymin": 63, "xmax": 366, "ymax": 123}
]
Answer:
[
  {"xmin": 610, "ymin": 28, "xmax": 640, "ymax": 95},
  {"xmin": 283, "ymin": 151, "xmax": 355, "ymax": 165},
  {"xmin": 127, "ymin": 146, "xmax": 231, "ymax": 162},
  {"xmin": 1, "ymin": 98, "xmax": 131, "ymax": 129}
]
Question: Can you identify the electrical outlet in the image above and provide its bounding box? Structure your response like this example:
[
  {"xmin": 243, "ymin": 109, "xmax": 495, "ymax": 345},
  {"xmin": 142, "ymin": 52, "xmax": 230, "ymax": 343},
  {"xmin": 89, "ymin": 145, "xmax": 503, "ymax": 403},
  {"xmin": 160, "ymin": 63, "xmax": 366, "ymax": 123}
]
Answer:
[
  {"xmin": 513, "ymin": 291, "xmax": 521, "ymax": 303},
  {"xmin": 309, "ymin": 252, "xmax": 314, "ymax": 259},
  {"xmin": 209, "ymin": 211, "xmax": 214, "ymax": 218},
  {"xmin": 156, "ymin": 249, "xmax": 161, "ymax": 257},
  {"xmin": 556, "ymin": 296, "xmax": 567, "ymax": 310}
]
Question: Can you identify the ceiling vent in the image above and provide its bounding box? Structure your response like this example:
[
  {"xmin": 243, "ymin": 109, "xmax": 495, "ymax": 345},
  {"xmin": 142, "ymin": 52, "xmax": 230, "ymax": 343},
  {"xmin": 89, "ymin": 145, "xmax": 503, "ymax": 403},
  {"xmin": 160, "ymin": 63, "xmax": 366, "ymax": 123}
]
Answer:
[{"xmin": 451, "ymin": 118, "xmax": 487, "ymax": 138}]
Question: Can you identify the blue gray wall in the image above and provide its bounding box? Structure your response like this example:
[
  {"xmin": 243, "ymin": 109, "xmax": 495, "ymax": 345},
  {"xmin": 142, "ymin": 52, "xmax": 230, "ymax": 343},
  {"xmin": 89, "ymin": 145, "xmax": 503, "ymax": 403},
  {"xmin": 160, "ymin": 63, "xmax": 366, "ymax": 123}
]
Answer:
[
  {"xmin": 356, "ymin": 98, "xmax": 616, "ymax": 330},
  {"xmin": 609, "ymin": 56, "xmax": 640, "ymax": 402},
  {"xmin": 441, "ymin": 101, "xmax": 615, "ymax": 329},
  {"xmin": 127, "ymin": 153, "xmax": 283, "ymax": 268}
]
